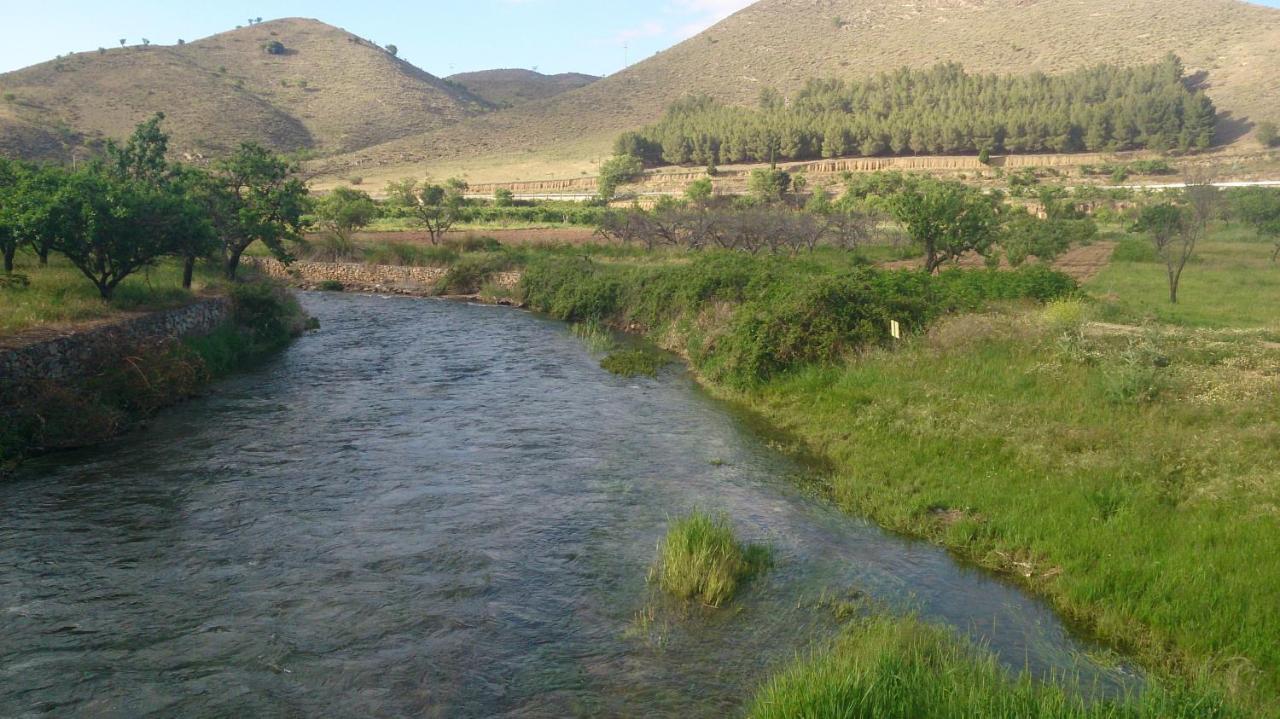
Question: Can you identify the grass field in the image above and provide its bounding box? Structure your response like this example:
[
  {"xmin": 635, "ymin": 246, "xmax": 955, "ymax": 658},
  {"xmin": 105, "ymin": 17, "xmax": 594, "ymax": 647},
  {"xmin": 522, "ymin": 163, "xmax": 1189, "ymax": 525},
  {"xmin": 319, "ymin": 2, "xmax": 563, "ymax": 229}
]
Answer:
[
  {"xmin": 0, "ymin": 253, "xmax": 224, "ymax": 338},
  {"xmin": 1089, "ymin": 226, "xmax": 1280, "ymax": 331}
]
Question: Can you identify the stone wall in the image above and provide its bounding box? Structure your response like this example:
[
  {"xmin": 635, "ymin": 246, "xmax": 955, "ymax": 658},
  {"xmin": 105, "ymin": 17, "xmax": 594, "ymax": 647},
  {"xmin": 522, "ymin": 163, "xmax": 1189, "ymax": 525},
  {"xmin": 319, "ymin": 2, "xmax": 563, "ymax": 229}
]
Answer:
[
  {"xmin": 245, "ymin": 257, "xmax": 521, "ymax": 295},
  {"xmin": 0, "ymin": 298, "xmax": 231, "ymax": 396}
]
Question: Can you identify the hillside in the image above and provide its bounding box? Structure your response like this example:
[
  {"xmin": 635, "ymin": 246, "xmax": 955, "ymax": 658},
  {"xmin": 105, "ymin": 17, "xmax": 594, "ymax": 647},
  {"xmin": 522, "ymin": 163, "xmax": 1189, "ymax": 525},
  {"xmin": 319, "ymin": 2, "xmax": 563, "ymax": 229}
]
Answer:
[
  {"xmin": 0, "ymin": 18, "xmax": 490, "ymax": 162},
  {"xmin": 447, "ymin": 69, "xmax": 598, "ymax": 107},
  {"xmin": 314, "ymin": 0, "xmax": 1280, "ymax": 184}
]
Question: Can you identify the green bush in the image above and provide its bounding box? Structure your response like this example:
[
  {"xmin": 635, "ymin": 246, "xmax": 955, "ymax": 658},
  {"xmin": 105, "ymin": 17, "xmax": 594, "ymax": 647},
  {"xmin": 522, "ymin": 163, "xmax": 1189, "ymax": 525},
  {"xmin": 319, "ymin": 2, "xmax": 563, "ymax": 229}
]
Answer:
[
  {"xmin": 1111, "ymin": 237, "xmax": 1160, "ymax": 263},
  {"xmin": 437, "ymin": 252, "xmax": 514, "ymax": 295},
  {"xmin": 600, "ymin": 348, "xmax": 669, "ymax": 377}
]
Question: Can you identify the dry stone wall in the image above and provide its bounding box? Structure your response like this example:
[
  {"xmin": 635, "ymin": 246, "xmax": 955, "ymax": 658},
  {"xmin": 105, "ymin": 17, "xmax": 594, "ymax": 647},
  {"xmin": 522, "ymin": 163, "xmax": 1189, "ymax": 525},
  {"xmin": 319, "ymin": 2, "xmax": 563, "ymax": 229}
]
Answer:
[
  {"xmin": 244, "ymin": 257, "xmax": 521, "ymax": 295},
  {"xmin": 0, "ymin": 298, "xmax": 230, "ymax": 398}
]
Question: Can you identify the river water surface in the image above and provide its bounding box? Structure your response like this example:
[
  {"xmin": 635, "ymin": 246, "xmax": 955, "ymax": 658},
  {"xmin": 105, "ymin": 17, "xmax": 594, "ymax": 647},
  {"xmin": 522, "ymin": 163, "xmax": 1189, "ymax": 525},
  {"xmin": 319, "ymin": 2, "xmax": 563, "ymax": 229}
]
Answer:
[{"xmin": 1, "ymin": 292, "xmax": 1131, "ymax": 717}]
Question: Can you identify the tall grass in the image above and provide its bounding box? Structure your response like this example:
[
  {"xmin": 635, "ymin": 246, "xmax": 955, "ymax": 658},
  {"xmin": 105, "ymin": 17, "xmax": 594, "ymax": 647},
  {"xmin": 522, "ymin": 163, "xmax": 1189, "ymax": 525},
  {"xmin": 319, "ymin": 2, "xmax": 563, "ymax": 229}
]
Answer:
[
  {"xmin": 600, "ymin": 348, "xmax": 669, "ymax": 377},
  {"xmin": 651, "ymin": 511, "xmax": 769, "ymax": 607},
  {"xmin": 747, "ymin": 616, "xmax": 1240, "ymax": 719}
]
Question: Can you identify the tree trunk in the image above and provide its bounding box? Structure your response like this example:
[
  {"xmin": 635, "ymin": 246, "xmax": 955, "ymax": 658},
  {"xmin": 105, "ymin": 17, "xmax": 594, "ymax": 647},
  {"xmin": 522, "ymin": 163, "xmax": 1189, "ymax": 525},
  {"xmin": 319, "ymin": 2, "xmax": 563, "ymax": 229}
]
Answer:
[
  {"xmin": 225, "ymin": 248, "xmax": 244, "ymax": 281},
  {"xmin": 2, "ymin": 245, "xmax": 14, "ymax": 273},
  {"xmin": 1272, "ymin": 243, "xmax": 1279, "ymax": 263},
  {"xmin": 182, "ymin": 255, "xmax": 196, "ymax": 289},
  {"xmin": 37, "ymin": 247, "xmax": 49, "ymax": 267}
]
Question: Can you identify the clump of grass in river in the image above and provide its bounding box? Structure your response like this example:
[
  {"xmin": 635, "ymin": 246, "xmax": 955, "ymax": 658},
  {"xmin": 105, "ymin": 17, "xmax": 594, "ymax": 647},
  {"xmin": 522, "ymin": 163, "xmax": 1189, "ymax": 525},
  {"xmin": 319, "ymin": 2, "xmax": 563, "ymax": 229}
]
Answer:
[
  {"xmin": 651, "ymin": 510, "xmax": 769, "ymax": 607},
  {"xmin": 601, "ymin": 347, "xmax": 669, "ymax": 377}
]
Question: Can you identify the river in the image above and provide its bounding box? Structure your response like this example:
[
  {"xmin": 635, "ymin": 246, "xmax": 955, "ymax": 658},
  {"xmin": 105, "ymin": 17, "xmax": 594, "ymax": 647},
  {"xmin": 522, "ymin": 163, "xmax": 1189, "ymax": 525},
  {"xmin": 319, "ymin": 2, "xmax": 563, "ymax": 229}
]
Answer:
[{"xmin": 0, "ymin": 292, "xmax": 1132, "ymax": 717}]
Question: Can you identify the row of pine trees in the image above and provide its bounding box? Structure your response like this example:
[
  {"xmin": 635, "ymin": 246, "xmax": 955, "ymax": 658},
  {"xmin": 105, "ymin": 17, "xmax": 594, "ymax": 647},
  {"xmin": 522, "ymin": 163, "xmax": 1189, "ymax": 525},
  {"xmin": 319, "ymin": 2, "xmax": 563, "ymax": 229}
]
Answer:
[{"xmin": 616, "ymin": 56, "xmax": 1216, "ymax": 167}]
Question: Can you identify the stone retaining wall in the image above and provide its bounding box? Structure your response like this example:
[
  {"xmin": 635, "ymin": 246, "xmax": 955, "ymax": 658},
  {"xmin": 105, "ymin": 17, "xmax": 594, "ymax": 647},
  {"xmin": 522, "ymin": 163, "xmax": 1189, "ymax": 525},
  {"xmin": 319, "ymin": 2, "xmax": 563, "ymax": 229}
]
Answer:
[
  {"xmin": 0, "ymin": 298, "xmax": 231, "ymax": 396},
  {"xmin": 244, "ymin": 257, "xmax": 521, "ymax": 295}
]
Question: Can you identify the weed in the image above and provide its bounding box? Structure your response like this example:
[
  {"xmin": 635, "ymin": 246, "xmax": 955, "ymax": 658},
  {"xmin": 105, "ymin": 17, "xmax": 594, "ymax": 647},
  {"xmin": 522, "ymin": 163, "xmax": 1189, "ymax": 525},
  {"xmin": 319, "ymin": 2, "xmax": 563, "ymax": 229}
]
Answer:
[{"xmin": 650, "ymin": 510, "xmax": 770, "ymax": 607}]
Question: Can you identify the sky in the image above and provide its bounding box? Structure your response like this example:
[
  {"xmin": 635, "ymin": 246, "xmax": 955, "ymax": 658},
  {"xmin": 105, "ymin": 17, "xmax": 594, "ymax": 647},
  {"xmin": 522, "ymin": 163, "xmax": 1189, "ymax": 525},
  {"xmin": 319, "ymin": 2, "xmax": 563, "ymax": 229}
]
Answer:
[
  {"xmin": 0, "ymin": 0, "xmax": 760, "ymax": 77},
  {"xmin": 4, "ymin": 0, "xmax": 1280, "ymax": 77}
]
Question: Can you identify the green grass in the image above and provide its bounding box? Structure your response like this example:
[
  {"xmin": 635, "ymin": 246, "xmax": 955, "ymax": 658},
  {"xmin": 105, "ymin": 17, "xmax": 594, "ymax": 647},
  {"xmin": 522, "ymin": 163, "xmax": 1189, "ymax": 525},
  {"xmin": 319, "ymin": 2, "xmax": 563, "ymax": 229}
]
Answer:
[
  {"xmin": 747, "ymin": 616, "xmax": 1239, "ymax": 718},
  {"xmin": 1088, "ymin": 226, "xmax": 1280, "ymax": 330},
  {"xmin": 651, "ymin": 510, "xmax": 770, "ymax": 607},
  {"xmin": 571, "ymin": 320, "xmax": 616, "ymax": 352},
  {"xmin": 0, "ymin": 252, "xmax": 223, "ymax": 336},
  {"xmin": 600, "ymin": 347, "xmax": 669, "ymax": 377}
]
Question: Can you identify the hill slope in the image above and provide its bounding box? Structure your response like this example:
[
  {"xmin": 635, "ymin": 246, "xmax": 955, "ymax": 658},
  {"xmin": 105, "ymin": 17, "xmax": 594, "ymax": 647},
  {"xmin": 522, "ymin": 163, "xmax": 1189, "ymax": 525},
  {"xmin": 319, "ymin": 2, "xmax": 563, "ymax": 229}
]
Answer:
[
  {"xmin": 317, "ymin": 0, "xmax": 1280, "ymax": 183},
  {"xmin": 447, "ymin": 69, "xmax": 598, "ymax": 107},
  {"xmin": 0, "ymin": 18, "xmax": 490, "ymax": 161}
]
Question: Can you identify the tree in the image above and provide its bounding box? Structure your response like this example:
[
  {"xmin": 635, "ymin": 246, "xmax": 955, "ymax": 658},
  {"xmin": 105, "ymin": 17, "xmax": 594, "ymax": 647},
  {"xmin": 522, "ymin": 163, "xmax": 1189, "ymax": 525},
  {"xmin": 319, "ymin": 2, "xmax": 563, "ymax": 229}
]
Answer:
[
  {"xmin": 493, "ymin": 188, "xmax": 515, "ymax": 207},
  {"xmin": 747, "ymin": 168, "xmax": 791, "ymax": 204},
  {"xmin": 890, "ymin": 178, "xmax": 999, "ymax": 273},
  {"xmin": 1232, "ymin": 188, "xmax": 1280, "ymax": 262},
  {"xmin": 1258, "ymin": 122, "xmax": 1278, "ymax": 149},
  {"xmin": 264, "ymin": 40, "xmax": 286, "ymax": 55},
  {"xmin": 48, "ymin": 168, "xmax": 196, "ymax": 299},
  {"xmin": 315, "ymin": 187, "xmax": 377, "ymax": 244},
  {"xmin": 119, "ymin": 39, "xmax": 126, "ymax": 47},
  {"xmin": 685, "ymin": 178, "xmax": 713, "ymax": 206},
  {"xmin": 102, "ymin": 113, "xmax": 217, "ymax": 289},
  {"xmin": 597, "ymin": 154, "xmax": 644, "ymax": 201},
  {"xmin": 384, "ymin": 177, "xmax": 468, "ymax": 244},
  {"xmin": 385, "ymin": 44, "xmax": 398, "ymax": 57},
  {"xmin": 1132, "ymin": 202, "xmax": 1196, "ymax": 303},
  {"xmin": 0, "ymin": 158, "xmax": 20, "ymax": 273},
  {"xmin": 206, "ymin": 143, "xmax": 310, "ymax": 280}
]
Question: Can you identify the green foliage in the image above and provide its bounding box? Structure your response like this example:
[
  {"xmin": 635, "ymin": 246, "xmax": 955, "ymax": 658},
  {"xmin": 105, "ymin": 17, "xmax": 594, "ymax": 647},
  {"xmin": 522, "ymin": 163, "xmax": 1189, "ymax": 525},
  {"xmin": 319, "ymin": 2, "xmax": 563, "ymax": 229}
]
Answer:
[
  {"xmin": 204, "ymin": 143, "xmax": 310, "ymax": 279},
  {"xmin": 493, "ymin": 187, "xmax": 515, "ymax": 207},
  {"xmin": 747, "ymin": 616, "xmax": 1240, "ymax": 719},
  {"xmin": 625, "ymin": 57, "xmax": 1215, "ymax": 166},
  {"xmin": 748, "ymin": 168, "xmax": 792, "ymax": 204},
  {"xmin": 1227, "ymin": 187, "xmax": 1280, "ymax": 260},
  {"xmin": 315, "ymin": 279, "xmax": 345, "ymax": 292},
  {"xmin": 314, "ymin": 186, "xmax": 377, "ymax": 242},
  {"xmin": 890, "ymin": 178, "xmax": 1000, "ymax": 273},
  {"xmin": 651, "ymin": 511, "xmax": 769, "ymax": 607},
  {"xmin": 520, "ymin": 253, "xmax": 1075, "ymax": 387},
  {"xmin": 1111, "ymin": 237, "xmax": 1161, "ymax": 263},
  {"xmin": 597, "ymin": 154, "xmax": 645, "ymax": 200},
  {"xmin": 436, "ymin": 252, "xmax": 513, "ymax": 295},
  {"xmin": 384, "ymin": 176, "xmax": 468, "ymax": 243},
  {"xmin": 263, "ymin": 40, "xmax": 286, "ymax": 55},
  {"xmin": 1001, "ymin": 211, "xmax": 1096, "ymax": 267},
  {"xmin": 685, "ymin": 177, "xmax": 714, "ymax": 204},
  {"xmin": 600, "ymin": 347, "xmax": 669, "ymax": 377}
]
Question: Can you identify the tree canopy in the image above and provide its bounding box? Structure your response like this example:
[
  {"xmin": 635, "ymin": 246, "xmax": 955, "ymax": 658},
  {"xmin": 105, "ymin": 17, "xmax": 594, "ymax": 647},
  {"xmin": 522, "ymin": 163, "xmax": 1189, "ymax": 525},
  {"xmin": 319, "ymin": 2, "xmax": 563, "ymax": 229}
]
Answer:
[{"xmin": 618, "ymin": 56, "xmax": 1215, "ymax": 167}]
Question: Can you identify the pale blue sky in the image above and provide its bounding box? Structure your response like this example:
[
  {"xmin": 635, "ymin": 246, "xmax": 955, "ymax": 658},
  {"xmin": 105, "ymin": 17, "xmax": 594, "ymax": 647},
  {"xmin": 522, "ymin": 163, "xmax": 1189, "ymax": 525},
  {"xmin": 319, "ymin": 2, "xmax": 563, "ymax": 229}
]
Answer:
[{"xmin": 3, "ymin": 0, "xmax": 1279, "ymax": 77}]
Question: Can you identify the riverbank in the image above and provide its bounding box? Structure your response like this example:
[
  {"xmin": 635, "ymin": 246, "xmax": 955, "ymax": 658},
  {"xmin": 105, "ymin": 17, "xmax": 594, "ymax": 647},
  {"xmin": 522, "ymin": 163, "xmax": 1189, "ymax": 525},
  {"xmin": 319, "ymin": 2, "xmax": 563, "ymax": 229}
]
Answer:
[
  {"xmin": 513, "ymin": 249, "xmax": 1277, "ymax": 715},
  {"xmin": 0, "ymin": 282, "xmax": 311, "ymax": 476}
]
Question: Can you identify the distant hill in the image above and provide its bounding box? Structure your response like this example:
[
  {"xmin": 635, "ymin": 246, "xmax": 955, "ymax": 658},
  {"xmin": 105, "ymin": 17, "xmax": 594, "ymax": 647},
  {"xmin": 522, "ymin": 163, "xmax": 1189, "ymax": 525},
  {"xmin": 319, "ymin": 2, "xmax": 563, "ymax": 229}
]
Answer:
[
  {"xmin": 315, "ymin": 0, "xmax": 1280, "ymax": 184},
  {"xmin": 447, "ymin": 69, "xmax": 598, "ymax": 107},
  {"xmin": 0, "ymin": 18, "xmax": 490, "ymax": 162}
]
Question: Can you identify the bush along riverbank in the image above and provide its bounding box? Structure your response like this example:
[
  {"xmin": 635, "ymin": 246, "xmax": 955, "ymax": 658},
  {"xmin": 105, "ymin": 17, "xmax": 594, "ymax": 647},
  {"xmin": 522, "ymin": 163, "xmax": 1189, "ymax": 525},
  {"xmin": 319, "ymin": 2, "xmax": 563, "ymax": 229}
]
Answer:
[
  {"xmin": 0, "ymin": 282, "xmax": 311, "ymax": 475},
  {"xmin": 517, "ymin": 251, "xmax": 1271, "ymax": 715}
]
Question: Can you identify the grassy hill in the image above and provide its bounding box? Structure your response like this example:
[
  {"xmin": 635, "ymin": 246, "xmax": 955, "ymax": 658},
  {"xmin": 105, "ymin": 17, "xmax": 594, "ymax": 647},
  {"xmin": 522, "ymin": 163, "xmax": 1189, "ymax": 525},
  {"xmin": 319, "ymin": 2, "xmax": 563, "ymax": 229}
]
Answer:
[
  {"xmin": 447, "ymin": 69, "xmax": 598, "ymax": 108},
  {"xmin": 312, "ymin": 0, "xmax": 1280, "ymax": 185},
  {"xmin": 0, "ymin": 18, "xmax": 490, "ymax": 162}
]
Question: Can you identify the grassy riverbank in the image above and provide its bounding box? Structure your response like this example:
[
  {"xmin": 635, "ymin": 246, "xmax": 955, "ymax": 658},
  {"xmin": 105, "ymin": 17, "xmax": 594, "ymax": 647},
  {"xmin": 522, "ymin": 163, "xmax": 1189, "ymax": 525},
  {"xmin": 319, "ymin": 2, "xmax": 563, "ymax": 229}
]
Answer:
[
  {"xmin": 512, "ymin": 237, "xmax": 1278, "ymax": 714},
  {"xmin": 0, "ymin": 254, "xmax": 225, "ymax": 337},
  {"xmin": 0, "ymin": 281, "xmax": 309, "ymax": 472}
]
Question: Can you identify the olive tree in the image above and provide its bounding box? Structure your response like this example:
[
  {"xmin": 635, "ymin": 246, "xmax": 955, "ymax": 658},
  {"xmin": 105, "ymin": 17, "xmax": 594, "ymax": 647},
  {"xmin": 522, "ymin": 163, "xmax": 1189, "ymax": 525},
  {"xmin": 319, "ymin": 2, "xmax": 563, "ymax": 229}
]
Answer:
[
  {"xmin": 0, "ymin": 158, "xmax": 20, "ymax": 273},
  {"xmin": 890, "ymin": 178, "xmax": 999, "ymax": 273}
]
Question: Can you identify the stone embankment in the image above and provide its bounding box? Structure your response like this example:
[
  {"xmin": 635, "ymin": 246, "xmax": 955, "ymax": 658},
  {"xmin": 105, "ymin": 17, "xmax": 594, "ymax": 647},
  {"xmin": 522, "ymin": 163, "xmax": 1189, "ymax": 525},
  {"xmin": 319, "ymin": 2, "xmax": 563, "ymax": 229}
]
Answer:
[
  {"xmin": 244, "ymin": 257, "xmax": 521, "ymax": 296},
  {"xmin": 0, "ymin": 298, "xmax": 230, "ymax": 399}
]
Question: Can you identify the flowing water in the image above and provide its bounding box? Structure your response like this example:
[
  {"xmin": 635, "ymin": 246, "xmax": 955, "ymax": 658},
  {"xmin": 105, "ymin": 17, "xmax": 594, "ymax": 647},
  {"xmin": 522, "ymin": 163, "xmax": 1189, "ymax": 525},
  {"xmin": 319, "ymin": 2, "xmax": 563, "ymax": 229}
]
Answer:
[{"xmin": 0, "ymin": 293, "xmax": 1134, "ymax": 717}]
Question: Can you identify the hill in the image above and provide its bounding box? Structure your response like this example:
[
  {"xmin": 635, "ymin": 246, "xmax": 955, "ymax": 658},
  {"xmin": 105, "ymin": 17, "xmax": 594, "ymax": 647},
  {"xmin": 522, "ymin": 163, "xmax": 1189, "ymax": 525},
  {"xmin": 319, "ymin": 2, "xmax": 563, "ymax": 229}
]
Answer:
[
  {"xmin": 0, "ymin": 18, "xmax": 490, "ymax": 162},
  {"xmin": 313, "ymin": 0, "xmax": 1280, "ymax": 185},
  {"xmin": 447, "ymin": 69, "xmax": 598, "ymax": 108}
]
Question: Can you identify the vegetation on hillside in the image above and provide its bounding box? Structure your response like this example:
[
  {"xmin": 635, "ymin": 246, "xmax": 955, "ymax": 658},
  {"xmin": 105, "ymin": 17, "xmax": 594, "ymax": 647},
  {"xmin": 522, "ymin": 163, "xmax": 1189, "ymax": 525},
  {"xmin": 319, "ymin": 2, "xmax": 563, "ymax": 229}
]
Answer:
[{"xmin": 618, "ymin": 57, "xmax": 1216, "ymax": 167}]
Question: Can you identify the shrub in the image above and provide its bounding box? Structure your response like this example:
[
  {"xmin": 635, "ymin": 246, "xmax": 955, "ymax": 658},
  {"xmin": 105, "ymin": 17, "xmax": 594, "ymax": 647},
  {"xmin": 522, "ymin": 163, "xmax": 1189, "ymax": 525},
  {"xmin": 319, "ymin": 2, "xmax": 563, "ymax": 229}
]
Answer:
[
  {"xmin": 263, "ymin": 40, "xmax": 286, "ymax": 55},
  {"xmin": 1111, "ymin": 237, "xmax": 1160, "ymax": 263},
  {"xmin": 437, "ymin": 252, "xmax": 513, "ymax": 295},
  {"xmin": 316, "ymin": 280, "xmax": 345, "ymax": 292},
  {"xmin": 651, "ymin": 511, "xmax": 769, "ymax": 607},
  {"xmin": 600, "ymin": 348, "xmax": 668, "ymax": 377}
]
